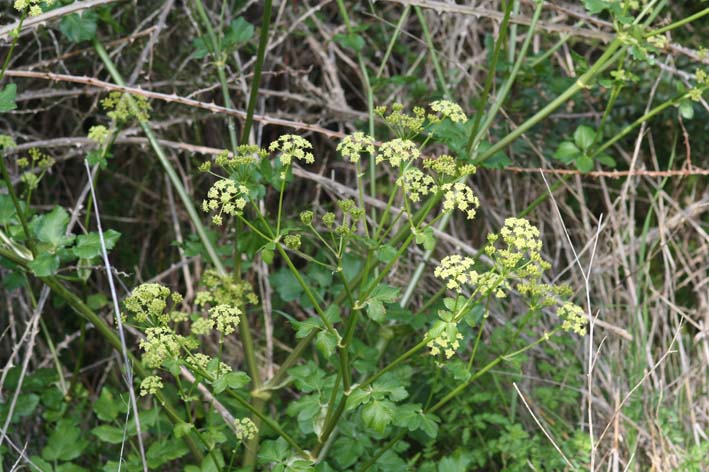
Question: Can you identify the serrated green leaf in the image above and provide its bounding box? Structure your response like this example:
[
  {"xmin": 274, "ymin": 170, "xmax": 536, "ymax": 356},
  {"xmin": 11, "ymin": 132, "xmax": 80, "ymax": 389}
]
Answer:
[
  {"xmin": 376, "ymin": 244, "xmax": 397, "ymax": 263},
  {"xmin": 91, "ymin": 425, "xmax": 125, "ymax": 444},
  {"xmin": 597, "ymin": 154, "xmax": 616, "ymax": 168},
  {"xmin": 28, "ymin": 253, "xmax": 60, "ymax": 277},
  {"xmin": 679, "ymin": 100, "xmax": 694, "ymax": 120},
  {"xmin": 93, "ymin": 389, "xmax": 124, "ymax": 421},
  {"xmin": 41, "ymin": 420, "xmax": 88, "ymax": 462},
  {"xmin": 72, "ymin": 229, "xmax": 121, "ymax": 259},
  {"xmin": 0, "ymin": 83, "xmax": 17, "ymax": 113},
  {"xmin": 573, "ymin": 125, "xmax": 596, "ymax": 151},
  {"xmin": 333, "ymin": 33, "xmax": 365, "ymax": 52},
  {"xmin": 59, "ymin": 12, "xmax": 97, "ymax": 43},
  {"xmin": 146, "ymin": 439, "xmax": 189, "ymax": 469},
  {"xmin": 315, "ymin": 329, "xmax": 338, "ymax": 357},
  {"xmin": 31, "ymin": 206, "xmax": 73, "ymax": 248},
  {"xmin": 361, "ymin": 399, "xmax": 395, "ymax": 433},
  {"xmin": 553, "ymin": 141, "xmax": 580, "ymax": 163},
  {"xmin": 575, "ymin": 155, "xmax": 594, "ymax": 173},
  {"xmin": 224, "ymin": 17, "xmax": 254, "ymax": 49}
]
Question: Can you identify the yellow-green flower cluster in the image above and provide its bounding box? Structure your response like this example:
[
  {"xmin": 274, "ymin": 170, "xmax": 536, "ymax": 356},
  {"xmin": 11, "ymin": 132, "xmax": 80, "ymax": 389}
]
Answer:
[
  {"xmin": 0, "ymin": 135, "xmax": 16, "ymax": 149},
  {"xmin": 427, "ymin": 325, "xmax": 463, "ymax": 359},
  {"xmin": 397, "ymin": 168, "xmax": 434, "ymax": 203},
  {"xmin": 202, "ymin": 179, "xmax": 249, "ymax": 226},
  {"xmin": 195, "ymin": 270, "xmax": 258, "ymax": 308},
  {"xmin": 209, "ymin": 304, "xmax": 241, "ymax": 335},
  {"xmin": 139, "ymin": 375, "xmax": 163, "ymax": 397},
  {"xmin": 284, "ymin": 234, "xmax": 302, "ymax": 250},
  {"xmin": 234, "ymin": 417, "xmax": 258, "ymax": 442},
  {"xmin": 191, "ymin": 317, "xmax": 215, "ymax": 336},
  {"xmin": 269, "ymin": 134, "xmax": 314, "ymax": 166},
  {"xmin": 125, "ymin": 283, "xmax": 172, "ymax": 324},
  {"xmin": 434, "ymin": 255, "xmax": 477, "ymax": 291},
  {"xmin": 375, "ymin": 103, "xmax": 425, "ymax": 136},
  {"xmin": 101, "ymin": 92, "xmax": 151, "ymax": 123},
  {"xmin": 215, "ymin": 145, "xmax": 266, "ymax": 168},
  {"xmin": 558, "ymin": 302, "xmax": 587, "ymax": 336},
  {"xmin": 140, "ymin": 327, "xmax": 183, "ymax": 368},
  {"xmin": 441, "ymin": 182, "xmax": 479, "ymax": 219},
  {"xmin": 377, "ymin": 138, "xmax": 420, "ymax": 167},
  {"xmin": 485, "ymin": 218, "xmax": 549, "ymax": 277},
  {"xmin": 14, "ymin": 0, "xmax": 54, "ymax": 16},
  {"xmin": 186, "ymin": 353, "xmax": 232, "ymax": 375},
  {"xmin": 429, "ymin": 100, "xmax": 467, "ymax": 123},
  {"xmin": 88, "ymin": 125, "xmax": 110, "ymax": 145},
  {"xmin": 337, "ymin": 132, "xmax": 375, "ymax": 163}
]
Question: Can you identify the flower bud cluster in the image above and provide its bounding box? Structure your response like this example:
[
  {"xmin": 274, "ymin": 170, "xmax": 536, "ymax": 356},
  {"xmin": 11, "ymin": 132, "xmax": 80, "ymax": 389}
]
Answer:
[{"xmin": 202, "ymin": 179, "xmax": 249, "ymax": 226}]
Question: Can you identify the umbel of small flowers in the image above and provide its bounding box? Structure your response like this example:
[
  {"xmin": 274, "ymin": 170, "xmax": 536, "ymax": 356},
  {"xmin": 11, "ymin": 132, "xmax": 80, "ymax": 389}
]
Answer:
[
  {"xmin": 139, "ymin": 375, "xmax": 163, "ymax": 397},
  {"xmin": 202, "ymin": 179, "xmax": 249, "ymax": 226},
  {"xmin": 337, "ymin": 132, "xmax": 375, "ymax": 163},
  {"xmin": 234, "ymin": 417, "xmax": 259, "ymax": 442},
  {"xmin": 14, "ymin": 0, "xmax": 55, "ymax": 17}
]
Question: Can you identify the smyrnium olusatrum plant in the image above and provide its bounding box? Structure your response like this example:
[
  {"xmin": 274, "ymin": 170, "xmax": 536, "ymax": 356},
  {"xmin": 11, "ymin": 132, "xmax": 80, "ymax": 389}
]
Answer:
[{"xmin": 123, "ymin": 100, "xmax": 587, "ymax": 469}]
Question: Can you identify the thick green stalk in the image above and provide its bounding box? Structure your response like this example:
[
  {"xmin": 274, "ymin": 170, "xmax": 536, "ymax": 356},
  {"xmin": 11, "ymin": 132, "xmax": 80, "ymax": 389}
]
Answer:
[
  {"xmin": 192, "ymin": 0, "xmax": 239, "ymax": 152},
  {"xmin": 466, "ymin": 0, "xmax": 515, "ymax": 154},
  {"xmin": 93, "ymin": 40, "xmax": 226, "ymax": 275},
  {"xmin": 469, "ymin": 0, "xmax": 544, "ymax": 152},
  {"xmin": 240, "ymin": 0, "xmax": 273, "ymax": 143},
  {"xmin": 414, "ymin": 6, "xmax": 449, "ymax": 98},
  {"xmin": 475, "ymin": 40, "xmax": 623, "ymax": 164}
]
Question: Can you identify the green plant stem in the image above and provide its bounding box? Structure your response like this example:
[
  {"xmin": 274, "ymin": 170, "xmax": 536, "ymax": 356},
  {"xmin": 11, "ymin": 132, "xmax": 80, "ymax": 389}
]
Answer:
[
  {"xmin": 333, "ymin": 0, "xmax": 376, "ymax": 223},
  {"xmin": 414, "ymin": 6, "xmax": 449, "ymax": 98},
  {"xmin": 475, "ymin": 39, "xmax": 624, "ymax": 164},
  {"xmin": 376, "ymin": 6, "xmax": 410, "ymax": 79},
  {"xmin": 0, "ymin": 152, "xmax": 34, "ymax": 254},
  {"xmin": 93, "ymin": 40, "xmax": 226, "ymax": 275},
  {"xmin": 240, "ymin": 0, "xmax": 273, "ymax": 144},
  {"xmin": 645, "ymin": 7, "xmax": 709, "ymax": 36},
  {"xmin": 469, "ymin": 0, "xmax": 544, "ymax": 152},
  {"xmin": 466, "ymin": 0, "xmax": 515, "ymax": 154},
  {"xmin": 0, "ymin": 13, "xmax": 25, "ymax": 80},
  {"xmin": 591, "ymin": 87, "xmax": 706, "ymax": 159},
  {"xmin": 192, "ymin": 0, "xmax": 239, "ymax": 152}
]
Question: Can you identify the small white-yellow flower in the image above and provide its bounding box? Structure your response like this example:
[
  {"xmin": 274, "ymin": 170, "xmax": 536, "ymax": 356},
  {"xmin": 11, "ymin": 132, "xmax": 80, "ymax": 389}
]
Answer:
[
  {"xmin": 235, "ymin": 417, "xmax": 258, "ymax": 441},
  {"xmin": 269, "ymin": 134, "xmax": 314, "ymax": 166},
  {"xmin": 397, "ymin": 168, "xmax": 434, "ymax": 202},
  {"xmin": 376, "ymin": 138, "xmax": 420, "ymax": 167},
  {"xmin": 209, "ymin": 304, "xmax": 241, "ymax": 335},
  {"xmin": 337, "ymin": 132, "xmax": 375, "ymax": 163},
  {"xmin": 558, "ymin": 302, "xmax": 587, "ymax": 336},
  {"xmin": 441, "ymin": 182, "xmax": 479, "ymax": 219},
  {"xmin": 434, "ymin": 255, "xmax": 477, "ymax": 291},
  {"xmin": 202, "ymin": 179, "xmax": 249, "ymax": 225},
  {"xmin": 429, "ymin": 100, "xmax": 467, "ymax": 123},
  {"xmin": 139, "ymin": 376, "xmax": 163, "ymax": 397}
]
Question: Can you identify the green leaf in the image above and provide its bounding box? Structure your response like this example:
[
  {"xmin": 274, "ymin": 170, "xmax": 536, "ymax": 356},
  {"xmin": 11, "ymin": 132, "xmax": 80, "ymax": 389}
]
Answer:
[
  {"xmin": 575, "ymin": 155, "xmax": 594, "ymax": 173},
  {"xmin": 56, "ymin": 464, "xmax": 89, "ymax": 472},
  {"xmin": 87, "ymin": 293, "xmax": 109, "ymax": 310},
  {"xmin": 361, "ymin": 399, "xmax": 395, "ymax": 433},
  {"xmin": 0, "ymin": 83, "xmax": 17, "ymax": 113},
  {"xmin": 679, "ymin": 100, "xmax": 694, "ymax": 120},
  {"xmin": 41, "ymin": 420, "xmax": 88, "ymax": 462},
  {"xmin": 573, "ymin": 125, "xmax": 596, "ymax": 151},
  {"xmin": 259, "ymin": 438, "xmax": 290, "ymax": 463},
  {"xmin": 376, "ymin": 244, "xmax": 398, "ymax": 263},
  {"xmin": 28, "ymin": 253, "xmax": 60, "ymax": 277},
  {"xmin": 415, "ymin": 227, "xmax": 436, "ymax": 251},
  {"xmin": 597, "ymin": 154, "xmax": 616, "ymax": 168},
  {"xmin": 87, "ymin": 149, "xmax": 108, "ymax": 168},
  {"xmin": 29, "ymin": 457, "xmax": 53, "ymax": 472},
  {"xmin": 173, "ymin": 421, "xmax": 193, "ymax": 438},
  {"xmin": 315, "ymin": 329, "xmax": 338, "ymax": 357},
  {"xmin": 91, "ymin": 425, "xmax": 125, "ymax": 444},
  {"xmin": 146, "ymin": 439, "xmax": 189, "ymax": 469},
  {"xmin": 72, "ymin": 229, "xmax": 121, "ymax": 258},
  {"xmin": 59, "ymin": 12, "xmax": 97, "ymax": 43},
  {"xmin": 364, "ymin": 285, "xmax": 400, "ymax": 322},
  {"xmin": 583, "ymin": 0, "xmax": 609, "ymax": 14},
  {"xmin": 224, "ymin": 371, "xmax": 251, "ymax": 389},
  {"xmin": 31, "ymin": 206, "xmax": 73, "ymax": 248},
  {"xmin": 333, "ymin": 33, "xmax": 365, "ymax": 52},
  {"xmin": 0, "ymin": 194, "xmax": 26, "ymax": 225},
  {"xmin": 271, "ymin": 268, "xmax": 303, "ymax": 301},
  {"xmin": 1, "ymin": 393, "xmax": 39, "ymax": 422},
  {"xmin": 553, "ymin": 141, "xmax": 580, "ymax": 163},
  {"xmin": 224, "ymin": 17, "xmax": 254, "ymax": 49}
]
